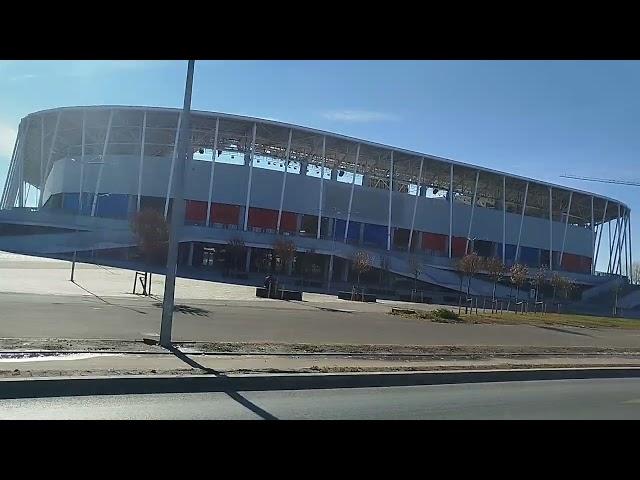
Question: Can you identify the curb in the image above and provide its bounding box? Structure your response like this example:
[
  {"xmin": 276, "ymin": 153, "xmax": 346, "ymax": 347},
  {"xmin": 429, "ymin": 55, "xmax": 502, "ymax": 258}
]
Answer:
[{"xmin": 1, "ymin": 367, "xmax": 640, "ymax": 400}]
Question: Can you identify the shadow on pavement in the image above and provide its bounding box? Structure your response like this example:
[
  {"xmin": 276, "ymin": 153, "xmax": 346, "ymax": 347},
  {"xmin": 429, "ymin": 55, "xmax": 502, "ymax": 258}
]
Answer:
[
  {"xmin": 536, "ymin": 325, "xmax": 593, "ymax": 337},
  {"xmin": 71, "ymin": 281, "xmax": 148, "ymax": 315},
  {"xmin": 152, "ymin": 302, "xmax": 209, "ymax": 317},
  {"xmin": 165, "ymin": 344, "xmax": 278, "ymax": 420}
]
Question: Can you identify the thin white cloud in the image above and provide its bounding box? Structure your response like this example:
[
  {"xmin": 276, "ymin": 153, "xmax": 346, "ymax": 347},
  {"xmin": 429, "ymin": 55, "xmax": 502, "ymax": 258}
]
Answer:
[
  {"xmin": 9, "ymin": 73, "xmax": 37, "ymax": 81},
  {"xmin": 64, "ymin": 60, "xmax": 175, "ymax": 77},
  {"xmin": 0, "ymin": 123, "xmax": 17, "ymax": 158},
  {"xmin": 322, "ymin": 110, "xmax": 400, "ymax": 123}
]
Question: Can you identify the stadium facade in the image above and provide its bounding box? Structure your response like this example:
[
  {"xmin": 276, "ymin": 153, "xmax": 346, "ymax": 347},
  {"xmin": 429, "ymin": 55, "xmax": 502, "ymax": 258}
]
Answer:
[{"xmin": 0, "ymin": 106, "xmax": 633, "ymax": 297}]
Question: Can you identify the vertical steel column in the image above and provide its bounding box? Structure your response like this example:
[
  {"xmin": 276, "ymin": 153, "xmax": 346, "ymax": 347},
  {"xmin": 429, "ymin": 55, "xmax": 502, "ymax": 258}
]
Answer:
[
  {"xmin": 616, "ymin": 212, "xmax": 625, "ymax": 276},
  {"xmin": 205, "ymin": 118, "xmax": 220, "ymax": 227},
  {"xmin": 465, "ymin": 170, "xmax": 480, "ymax": 255},
  {"xmin": 515, "ymin": 182, "xmax": 529, "ymax": 263},
  {"xmin": 558, "ymin": 191, "xmax": 573, "ymax": 268},
  {"xmin": 80, "ymin": 111, "xmax": 86, "ymax": 211},
  {"xmin": 242, "ymin": 123, "xmax": 257, "ymax": 231},
  {"xmin": 317, "ymin": 136, "xmax": 326, "ymax": 240},
  {"xmin": 38, "ymin": 115, "xmax": 45, "ymax": 207},
  {"xmin": 90, "ymin": 110, "xmax": 113, "ymax": 217},
  {"xmin": 629, "ymin": 210, "xmax": 633, "ymax": 283},
  {"xmin": 448, "ymin": 164, "xmax": 454, "ymax": 258},
  {"xmin": 276, "ymin": 129, "xmax": 293, "ymax": 233},
  {"xmin": 44, "ymin": 112, "xmax": 61, "ymax": 183},
  {"xmin": 408, "ymin": 157, "xmax": 424, "ymax": 252},
  {"xmin": 17, "ymin": 119, "xmax": 30, "ymax": 208},
  {"xmin": 164, "ymin": 112, "xmax": 183, "ymax": 218},
  {"xmin": 608, "ymin": 219, "xmax": 615, "ymax": 274},
  {"xmin": 503, "ymin": 176, "xmax": 507, "ymax": 264},
  {"xmin": 344, "ymin": 143, "xmax": 360, "ymax": 243},
  {"xmin": 629, "ymin": 210, "xmax": 636, "ymax": 283},
  {"xmin": 387, "ymin": 151, "xmax": 394, "ymax": 251},
  {"xmin": 609, "ymin": 204, "xmax": 622, "ymax": 274},
  {"xmin": 136, "ymin": 111, "xmax": 147, "ymax": 212},
  {"xmin": 0, "ymin": 124, "xmax": 19, "ymax": 209},
  {"xmin": 591, "ymin": 196, "xmax": 595, "ymax": 274},
  {"xmin": 548, "ymin": 187, "xmax": 553, "ymax": 269},
  {"xmin": 594, "ymin": 199, "xmax": 608, "ymax": 270}
]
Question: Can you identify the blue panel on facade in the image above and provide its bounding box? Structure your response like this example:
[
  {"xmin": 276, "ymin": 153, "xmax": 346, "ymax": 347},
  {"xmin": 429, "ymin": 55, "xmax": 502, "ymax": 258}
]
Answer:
[
  {"xmin": 334, "ymin": 219, "xmax": 360, "ymax": 242},
  {"xmin": 62, "ymin": 193, "xmax": 79, "ymax": 213},
  {"xmin": 520, "ymin": 246, "xmax": 539, "ymax": 266},
  {"xmin": 95, "ymin": 194, "xmax": 129, "ymax": 219},
  {"xmin": 505, "ymin": 244, "xmax": 517, "ymax": 261},
  {"xmin": 362, "ymin": 223, "xmax": 387, "ymax": 249}
]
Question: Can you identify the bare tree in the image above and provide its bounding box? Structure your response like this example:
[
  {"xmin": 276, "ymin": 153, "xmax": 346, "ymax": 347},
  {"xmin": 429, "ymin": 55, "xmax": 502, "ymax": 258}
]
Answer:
[
  {"xmin": 130, "ymin": 208, "xmax": 169, "ymax": 266},
  {"xmin": 352, "ymin": 250, "xmax": 372, "ymax": 288},
  {"xmin": 458, "ymin": 252, "xmax": 483, "ymax": 297},
  {"xmin": 509, "ymin": 263, "xmax": 529, "ymax": 307},
  {"xmin": 408, "ymin": 254, "xmax": 424, "ymax": 291},
  {"xmin": 633, "ymin": 261, "xmax": 640, "ymax": 285},
  {"xmin": 484, "ymin": 257, "xmax": 505, "ymax": 302},
  {"xmin": 226, "ymin": 237, "xmax": 246, "ymax": 274},
  {"xmin": 532, "ymin": 265, "xmax": 548, "ymax": 302},
  {"xmin": 550, "ymin": 272, "xmax": 565, "ymax": 304},
  {"xmin": 379, "ymin": 254, "xmax": 390, "ymax": 287},
  {"xmin": 273, "ymin": 238, "xmax": 296, "ymax": 275}
]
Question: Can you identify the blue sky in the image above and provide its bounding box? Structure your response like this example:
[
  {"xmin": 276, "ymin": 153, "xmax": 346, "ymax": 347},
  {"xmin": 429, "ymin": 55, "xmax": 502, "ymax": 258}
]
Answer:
[{"xmin": 0, "ymin": 60, "xmax": 638, "ymax": 270}]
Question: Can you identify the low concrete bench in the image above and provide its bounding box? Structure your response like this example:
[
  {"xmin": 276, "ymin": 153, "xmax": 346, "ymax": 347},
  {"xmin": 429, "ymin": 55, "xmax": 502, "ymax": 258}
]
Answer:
[
  {"xmin": 256, "ymin": 287, "xmax": 302, "ymax": 301},
  {"xmin": 337, "ymin": 291, "xmax": 377, "ymax": 302}
]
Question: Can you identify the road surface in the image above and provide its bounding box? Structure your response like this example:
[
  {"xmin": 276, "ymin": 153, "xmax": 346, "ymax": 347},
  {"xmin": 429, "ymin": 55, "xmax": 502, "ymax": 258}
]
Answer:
[
  {"xmin": 2, "ymin": 378, "xmax": 640, "ymax": 419},
  {"xmin": 2, "ymin": 292, "xmax": 640, "ymax": 347}
]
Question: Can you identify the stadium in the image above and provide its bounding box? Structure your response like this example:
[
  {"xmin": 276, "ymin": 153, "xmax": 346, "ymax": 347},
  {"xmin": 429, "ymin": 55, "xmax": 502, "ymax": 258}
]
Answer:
[{"xmin": 0, "ymin": 105, "xmax": 633, "ymax": 300}]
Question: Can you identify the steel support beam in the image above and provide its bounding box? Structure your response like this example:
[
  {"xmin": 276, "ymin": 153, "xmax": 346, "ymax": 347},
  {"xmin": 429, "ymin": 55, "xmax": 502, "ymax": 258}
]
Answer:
[
  {"xmin": 448, "ymin": 164, "xmax": 453, "ymax": 258},
  {"xmin": 317, "ymin": 136, "xmax": 326, "ymax": 240},
  {"xmin": 242, "ymin": 123, "xmax": 257, "ymax": 231},
  {"xmin": 629, "ymin": 210, "xmax": 633, "ymax": 283},
  {"xmin": 515, "ymin": 182, "xmax": 529, "ymax": 263},
  {"xmin": 205, "ymin": 118, "xmax": 220, "ymax": 227},
  {"xmin": 548, "ymin": 187, "xmax": 553, "ymax": 270},
  {"xmin": 91, "ymin": 110, "xmax": 114, "ymax": 217},
  {"xmin": 344, "ymin": 144, "xmax": 360, "ymax": 243},
  {"xmin": 558, "ymin": 191, "xmax": 573, "ymax": 268},
  {"xmin": 44, "ymin": 112, "xmax": 61, "ymax": 184},
  {"xmin": 387, "ymin": 151, "xmax": 394, "ymax": 251},
  {"xmin": 503, "ymin": 176, "xmax": 507, "ymax": 264},
  {"xmin": 164, "ymin": 112, "xmax": 183, "ymax": 218},
  {"xmin": 465, "ymin": 170, "xmax": 480, "ymax": 255},
  {"xmin": 594, "ymin": 199, "xmax": 608, "ymax": 271},
  {"xmin": 276, "ymin": 129, "xmax": 293, "ymax": 234},
  {"xmin": 0, "ymin": 125, "xmax": 19, "ymax": 208},
  {"xmin": 408, "ymin": 157, "xmax": 424, "ymax": 252},
  {"xmin": 38, "ymin": 115, "xmax": 45, "ymax": 207},
  {"xmin": 610, "ymin": 204, "xmax": 622, "ymax": 274},
  {"xmin": 591, "ymin": 196, "xmax": 595, "ymax": 274},
  {"xmin": 136, "ymin": 111, "xmax": 147, "ymax": 212}
]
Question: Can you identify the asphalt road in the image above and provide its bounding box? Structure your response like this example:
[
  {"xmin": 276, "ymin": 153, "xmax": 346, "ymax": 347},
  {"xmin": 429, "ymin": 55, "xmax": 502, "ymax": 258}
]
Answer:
[
  {"xmin": 2, "ymin": 378, "xmax": 640, "ymax": 419},
  {"xmin": 2, "ymin": 292, "xmax": 640, "ymax": 348}
]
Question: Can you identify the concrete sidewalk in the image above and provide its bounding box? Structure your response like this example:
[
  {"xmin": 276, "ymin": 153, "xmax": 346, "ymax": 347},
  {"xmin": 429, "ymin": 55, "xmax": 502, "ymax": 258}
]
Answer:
[{"xmin": 2, "ymin": 346, "xmax": 640, "ymax": 379}]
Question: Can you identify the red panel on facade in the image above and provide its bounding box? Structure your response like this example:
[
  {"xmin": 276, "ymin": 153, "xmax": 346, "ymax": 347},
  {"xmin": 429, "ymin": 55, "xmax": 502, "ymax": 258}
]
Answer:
[
  {"xmin": 422, "ymin": 232, "xmax": 447, "ymax": 252},
  {"xmin": 579, "ymin": 255, "xmax": 592, "ymax": 273},
  {"xmin": 211, "ymin": 203, "xmax": 240, "ymax": 225},
  {"xmin": 185, "ymin": 200, "xmax": 207, "ymax": 223},
  {"xmin": 280, "ymin": 211, "xmax": 298, "ymax": 232},
  {"xmin": 451, "ymin": 237, "xmax": 467, "ymax": 257},
  {"xmin": 561, "ymin": 253, "xmax": 582, "ymax": 272},
  {"xmin": 248, "ymin": 208, "xmax": 278, "ymax": 229}
]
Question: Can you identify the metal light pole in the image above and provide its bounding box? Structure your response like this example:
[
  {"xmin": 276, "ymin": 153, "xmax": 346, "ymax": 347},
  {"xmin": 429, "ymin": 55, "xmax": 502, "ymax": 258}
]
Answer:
[
  {"xmin": 160, "ymin": 60, "xmax": 195, "ymax": 347},
  {"xmin": 70, "ymin": 158, "xmax": 104, "ymax": 282}
]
